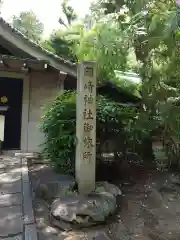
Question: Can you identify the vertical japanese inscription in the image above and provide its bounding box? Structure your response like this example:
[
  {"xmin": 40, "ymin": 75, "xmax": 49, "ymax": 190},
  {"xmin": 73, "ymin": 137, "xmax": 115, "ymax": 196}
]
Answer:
[
  {"xmin": 82, "ymin": 65, "xmax": 95, "ymax": 163},
  {"xmin": 76, "ymin": 61, "xmax": 96, "ymax": 194}
]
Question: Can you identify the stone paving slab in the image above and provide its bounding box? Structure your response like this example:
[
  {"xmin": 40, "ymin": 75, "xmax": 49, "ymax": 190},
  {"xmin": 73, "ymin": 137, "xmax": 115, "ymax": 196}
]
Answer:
[
  {"xmin": 15, "ymin": 152, "xmax": 39, "ymax": 159},
  {"xmin": 0, "ymin": 155, "xmax": 38, "ymax": 239},
  {"xmin": 0, "ymin": 165, "xmax": 22, "ymax": 172},
  {"xmin": 0, "ymin": 171, "xmax": 21, "ymax": 183},
  {"xmin": 0, "ymin": 181, "xmax": 21, "ymax": 194},
  {"xmin": 25, "ymin": 224, "xmax": 37, "ymax": 240},
  {"xmin": 0, "ymin": 157, "xmax": 21, "ymax": 168},
  {"xmin": 0, "ymin": 161, "xmax": 21, "ymax": 169},
  {"xmin": 0, "ymin": 193, "xmax": 22, "ymax": 207},
  {"xmin": 0, "ymin": 205, "xmax": 23, "ymax": 237},
  {"xmin": 1, "ymin": 235, "xmax": 23, "ymax": 240}
]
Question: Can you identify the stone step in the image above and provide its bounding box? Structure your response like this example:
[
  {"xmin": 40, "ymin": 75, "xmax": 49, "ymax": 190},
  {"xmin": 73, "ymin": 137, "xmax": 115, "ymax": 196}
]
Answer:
[{"xmin": 14, "ymin": 152, "xmax": 40, "ymax": 159}]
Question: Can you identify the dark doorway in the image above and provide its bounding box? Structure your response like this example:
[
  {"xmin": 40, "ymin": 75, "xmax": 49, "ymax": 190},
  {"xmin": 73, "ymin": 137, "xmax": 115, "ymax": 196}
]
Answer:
[{"xmin": 0, "ymin": 77, "xmax": 23, "ymax": 150}]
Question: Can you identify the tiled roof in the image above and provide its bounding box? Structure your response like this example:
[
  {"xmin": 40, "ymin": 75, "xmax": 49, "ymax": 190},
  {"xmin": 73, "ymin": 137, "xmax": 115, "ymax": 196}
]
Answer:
[{"xmin": 0, "ymin": 17, "xmax": 76, "ymax": 75}]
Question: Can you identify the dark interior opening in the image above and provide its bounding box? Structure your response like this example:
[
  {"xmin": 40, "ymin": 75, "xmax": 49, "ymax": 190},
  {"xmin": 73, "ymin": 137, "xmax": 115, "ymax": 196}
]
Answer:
[
  {"xmin": 0, "ymin": 43, "xmax": 14, "ymax": 55},
  {"xmin": 64, "ymin": 75, "xmax": 77, "ymax": 91},
  {"xmin": 0, "ymin": 77, "xmax": 23, "ymax": 150}
]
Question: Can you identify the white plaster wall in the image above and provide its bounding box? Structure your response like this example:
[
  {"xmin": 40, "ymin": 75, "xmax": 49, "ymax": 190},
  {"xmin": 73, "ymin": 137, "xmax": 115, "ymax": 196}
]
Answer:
[{"xmin": 27, "ymin": 71, "xmax": 63, "ymax": 152}]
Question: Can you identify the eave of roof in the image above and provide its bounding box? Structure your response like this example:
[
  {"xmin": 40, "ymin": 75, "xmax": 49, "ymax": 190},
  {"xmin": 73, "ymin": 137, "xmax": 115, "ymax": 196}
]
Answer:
[{"xmin": 0, "ymin": 17, "xmax": 77, "ymax": 77}]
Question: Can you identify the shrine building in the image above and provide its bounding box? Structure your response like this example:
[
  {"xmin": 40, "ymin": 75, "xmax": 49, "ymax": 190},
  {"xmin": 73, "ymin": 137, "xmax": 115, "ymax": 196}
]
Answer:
[{"xmin": 0, "ymin": 17, "xmax": 76, "ymax": 153}]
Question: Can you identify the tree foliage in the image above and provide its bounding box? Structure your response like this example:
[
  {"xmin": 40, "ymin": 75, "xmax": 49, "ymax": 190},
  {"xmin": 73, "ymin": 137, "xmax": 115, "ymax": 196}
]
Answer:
[
  {"xmin": 12, "ymin": 11, "xmax": 44, "ymax": 42},
  {"xmin": 58, "ymin": 0, "xmax": 77, "ymax": 28},
  {"xmin": 41, "ymin": 24, "xmax": 84, "ymax": 62},
  {"xmin": 40, "ymin": 91, "xmax": 138, "ymax": 174},
  {"xmin": 41, "ymin": 30, "xmax": 76, "ymax": 61},
  {"xmin": 87, "ymin": 0, "xmax": 180, "ymax": 157},
  {"xmin": 40, "ymin": 0, "xmax": 180, "ymax": 166},
  {"xmin": 74, "ymin": 21, "xmax": 137, "ymax": 82}
]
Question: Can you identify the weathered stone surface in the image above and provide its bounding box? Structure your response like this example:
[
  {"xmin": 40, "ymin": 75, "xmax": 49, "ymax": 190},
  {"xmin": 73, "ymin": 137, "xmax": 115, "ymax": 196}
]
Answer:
[
  {"xmin": 0, "ymin": 181, "xmax": 21, "ymax": 194},
  {"xmin": 0, "ymin": 155, "xmax": 37, "ymax": 239},
  {"xmin": 95, "ymin": 182, "xmax": 122, "ymax": 197},
  {"xmin": 2, "ymin": 235, "xmax": 22, "ymax": 240},
  {"xmin": 38, "ymin": 232, "xmax": 60, "ymax": 240},
  {"xmin": 0, "ymin": 158, "xmax": 21, "ymax": 169},
  {"xmin": 146, "ymin": 227, "xmax": 180, "ymax": 240},
  {"xmin": 0, "ymin": 206, "xmax": 23, "ymax": 236},
  {"xmin": 146, "ymin": 188, "xmax": 164, "ymax": 209},
  {"xmin": 58, "ymin": 231, "xmax": 85, "ymax": 240},
  {"xmin": 131, "ymin": 235, "xmax": 151, "ymax": 240},
  {"xmin": 21, "ymin": 166, "xmax": 29, "ymax": 183},
  {"xmin": 0, "ymin": 171, "xmax": 21, "ymax": 183},
  {"xmin": 50, "ymin": 215, "xmax": 73, "ymax": 231},
  {"xmin": 35, "ymin": 180, "xmax": 76, "ymax": 202},
  {"xmin": 143, "ymin": 209, "xmax": 159, "ymax": 229},
  {"xmin": 30, "ymin": 164, "xmax": 74, "ymax": 186},
  {"xmin": 23, "ymin": 181, "xmax": 35, "ymax": 224},
  {"xmin": 25, "ymin": 224, "xmax": 38, "ymax": 240},
  {"xmin": 159, "ymin": 184, "xmax": 178, "ymax": 194},
  {"xmin": 15, "ymin": 152, "xmax": 40, "ymax": 159},
  {"xmin": 31, "ymin": 159, "xmax": 51, "ymax": 165},
  {"xmin": 0, "ymin": 193, "xmax": 22, "ymax": 207},
  {"xmin": 85, "ymin": 231, "xmax": 111, "ymax": 240},
  {"xmin": 0, "ymin": 157, "xmax": 21, "ymax": 164},
  {"xmin": 108, "ymin": 221, "xmax": 132, "ymax": 240},
  {"xmin": 39, "ymin": 227, "xmax": 86, "ymax": 240},
  {"xmin": 34, "ymin": 200, "xmax": 50, "ymax": 229},
  {"xmin": 48, "ymin": 181, "xmax": 121, "ymax": 230},
  {"xmin": 51, "ymin": 192, "xmax": 116, "ymax": 229}
]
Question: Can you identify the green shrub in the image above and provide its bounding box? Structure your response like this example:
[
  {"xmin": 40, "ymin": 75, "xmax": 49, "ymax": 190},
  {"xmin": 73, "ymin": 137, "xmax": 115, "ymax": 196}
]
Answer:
[{"xmin": 40, "ymin": 91, "xmax": 136, "ymax": 174}]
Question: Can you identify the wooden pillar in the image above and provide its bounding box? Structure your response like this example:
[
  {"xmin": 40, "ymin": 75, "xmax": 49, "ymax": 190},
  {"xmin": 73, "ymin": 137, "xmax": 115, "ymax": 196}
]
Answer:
[{"xmin": 76, "ymin": 61, "xmax": 97, "ymax": 194}]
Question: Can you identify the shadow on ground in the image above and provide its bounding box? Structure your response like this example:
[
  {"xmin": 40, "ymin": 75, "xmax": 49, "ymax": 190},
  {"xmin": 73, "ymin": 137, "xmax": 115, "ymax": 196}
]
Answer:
[
  {"xmin": 28, "ymin": 161, "xmax": 180, "ymax": 240},
  {"xmin": 0, "ymin": 156, "xmax": 23, "ymax": 238}
]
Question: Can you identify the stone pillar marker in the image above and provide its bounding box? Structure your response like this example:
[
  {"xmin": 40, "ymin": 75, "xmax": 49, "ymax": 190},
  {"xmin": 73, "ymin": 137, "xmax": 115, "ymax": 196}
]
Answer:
[{"xmin": 76, "ymin": 61, "xmax": 96, "ymax": 194}]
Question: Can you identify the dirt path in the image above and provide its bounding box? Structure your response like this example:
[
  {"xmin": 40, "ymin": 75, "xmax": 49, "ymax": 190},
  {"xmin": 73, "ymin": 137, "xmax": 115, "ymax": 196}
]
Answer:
[{"xmin": 29, "ymin": 162, "xmax": 180, "ymax": 240}]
